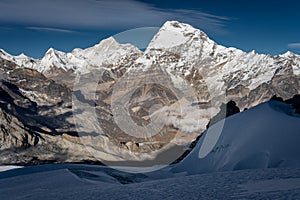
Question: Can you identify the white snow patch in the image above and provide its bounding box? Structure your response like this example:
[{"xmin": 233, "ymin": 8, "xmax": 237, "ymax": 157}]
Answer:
[{"xmin": 0, "ymin": 166, "xmax": 23, "ymax": 172}]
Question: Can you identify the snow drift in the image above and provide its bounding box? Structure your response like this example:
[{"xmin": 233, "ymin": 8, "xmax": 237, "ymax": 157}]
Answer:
[{"xmin": 173, "ymin": 100, "xmax": 300, "ymax": 174}]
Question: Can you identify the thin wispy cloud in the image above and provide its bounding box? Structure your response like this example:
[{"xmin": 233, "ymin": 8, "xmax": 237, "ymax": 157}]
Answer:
[
  {"xmin": 288, "ymin": 43, "xmax": 300, "ymax": 48},
  {"xmin": 27, "ymin": 27, "xmax": 77, "ymax": 33},
  {"xmin": 0, "ymin": 0, "xmax": 232, "ymax": 34}
]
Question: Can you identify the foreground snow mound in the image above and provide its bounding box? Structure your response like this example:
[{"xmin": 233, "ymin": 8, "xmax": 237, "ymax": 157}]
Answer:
[
  {"xmin": 173, "ymin": 101, "xmax": 300, "ymax": 174},
  {"xmin": 1, "ymin": 164, "xmax": 300, "ymax": 199}
]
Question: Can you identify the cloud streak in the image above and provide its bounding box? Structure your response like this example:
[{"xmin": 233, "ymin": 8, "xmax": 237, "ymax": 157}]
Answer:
[
  {"xmin": 288, "ymin": 43, "xmax": 300, "ymax": 48},
  {"xmin": 26, "ymin": 27, "xmax": 77, "ymax": 33},
  {"xmin": 0, "ymin": 0, "xmax": 231, "ymax": 34}
]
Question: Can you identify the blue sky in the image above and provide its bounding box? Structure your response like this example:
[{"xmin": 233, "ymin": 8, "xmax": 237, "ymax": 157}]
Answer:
[{"xmin": 0, "ymin": 0, "xmax": 300, "ymax": 58}]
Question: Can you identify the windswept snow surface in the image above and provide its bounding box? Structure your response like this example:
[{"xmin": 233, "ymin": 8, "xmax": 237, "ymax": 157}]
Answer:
[
  {"xmin": 1, "ymin": 101, "xmax": 300, "ymax": 199},
  {"xmin": 0, "ymin": 165, "xmax": 300, "ymax": 199},
  {"xmin": 173, "ymin": 101, "xmax": 300, "ymax": 174}
]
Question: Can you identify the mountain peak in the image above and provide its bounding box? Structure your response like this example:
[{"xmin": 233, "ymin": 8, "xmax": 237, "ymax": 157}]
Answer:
[
  {"xmin": 45, "ymin": 47, "xmax": 62, "ymax": 56},
  {"xmin": 43, "ymin": 48, "xmax": 68, "ymax": 62},
  {"xmin": 71, "ymin": 48, "xmax": 82, "ymax": 54},
  {"xmin": 161, "ymin": 21, "xmax": 208, "ymax": 38},
  {"xmin": 97, "ymin": 36, "xmax": 118, "ymax": 45},
  {"xmin": 95, "ymin": 36, "xmax": 141, "ymax": 53},
  {"xmin": 45, "ymin": 47, "xmax": 55, "ymax": 54},
  {"xmin": 15, "ymin": 53, "xmax": 28, "ymax": 59},
  {"xmin": 162, "ymin": 21, "xmax": 198, "ymax": 32},
  {"xmin": 146, "ymin": 20, "xmax": 210, "ymax": 51},
  {"xmin": 281, "ymin": 51, "xmax": 295, "ymax": 57}
]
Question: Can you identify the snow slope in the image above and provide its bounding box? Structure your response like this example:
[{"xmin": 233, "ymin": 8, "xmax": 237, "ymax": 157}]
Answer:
[
  {"xmin": 173, "ymin": 101, "xmax": 300, "ymax": 174},
  {"xmin": 0, "ymin": 165, "xmax": 300, "ymax": 199}
]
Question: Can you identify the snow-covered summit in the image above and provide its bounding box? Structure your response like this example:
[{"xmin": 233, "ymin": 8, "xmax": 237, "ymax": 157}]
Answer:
[
  {"xmin": 40, "ymin": 48, "xmax": 69, "ymax": 71},
  {"xmin": 146, "ymin": 20, "xmax": 222, "ymax": 62},
  {"xmin": 281, "ymin": 51, "xmax": 300, "ymax": 58},
  {"xmin": 279, "ymin": 51, "xmax": 300, "ymax": 75},
  {"xmin": 72, "ymin": 36, "xmax": 141, "ymax": 67},
  {"xmin": 146, "ymin": 21, "xmax": 208, "ymax": 50}
]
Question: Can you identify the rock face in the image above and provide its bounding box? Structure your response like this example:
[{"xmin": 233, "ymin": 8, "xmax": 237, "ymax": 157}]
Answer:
[
  {"xmin": 0, "ymin": 59, "xmax": 97, "ymax": 164},
  {"xmin": 0, "ymin": 21, "xmax": 300, "ymax": 165}
]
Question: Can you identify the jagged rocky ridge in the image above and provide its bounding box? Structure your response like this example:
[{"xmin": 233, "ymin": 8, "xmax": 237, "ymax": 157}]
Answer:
[{"xmin": 0, "ymin": 21, "xmax": 299, "ymax": 165}]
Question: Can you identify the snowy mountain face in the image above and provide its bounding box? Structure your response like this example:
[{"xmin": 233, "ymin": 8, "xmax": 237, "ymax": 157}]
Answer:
[
  {"xmin": 146, "ymin": 21, "xmax": 299, "ymax": 101},
  {"xmin": 0, "ymin": 37, "xmax": 141, "ymax": 74},
  {"xmin": 0, "ymin": 21, "xmax": 300, "ymax": 165}
]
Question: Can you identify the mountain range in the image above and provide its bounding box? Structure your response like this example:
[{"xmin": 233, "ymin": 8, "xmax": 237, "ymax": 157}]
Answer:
[{"xmin": 0, "ymin": 21, "xmax": 299, "ymax": 165}]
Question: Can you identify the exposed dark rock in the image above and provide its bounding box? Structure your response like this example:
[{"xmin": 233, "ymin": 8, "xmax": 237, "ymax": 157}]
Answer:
[
  {"xmin": 207, "ymin": 100, "xmax": 240, "ymax": 129},
  {"xmin": 272, "ymin": 94, "xmax": 300, "ymax": 114}
]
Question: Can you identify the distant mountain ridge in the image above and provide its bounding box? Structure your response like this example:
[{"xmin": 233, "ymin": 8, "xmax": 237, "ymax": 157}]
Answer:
[{"xmin": 1, "ymin": 21, "xmax": 299, "ymax": 76}]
